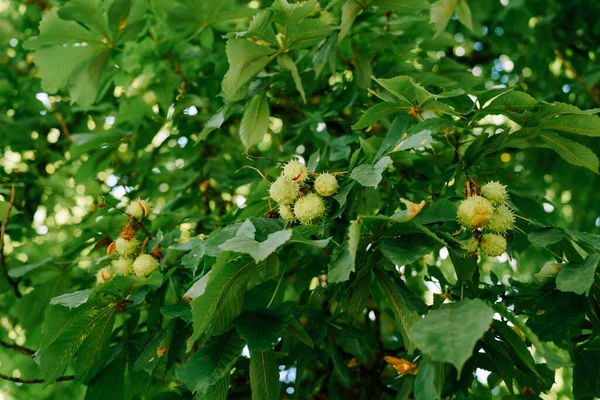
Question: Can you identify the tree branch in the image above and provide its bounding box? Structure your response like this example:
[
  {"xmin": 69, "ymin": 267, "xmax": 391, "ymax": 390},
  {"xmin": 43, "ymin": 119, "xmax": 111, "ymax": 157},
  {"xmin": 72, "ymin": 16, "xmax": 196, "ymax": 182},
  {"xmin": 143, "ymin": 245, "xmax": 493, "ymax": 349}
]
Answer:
[
  {"xmin": 0, "ymin": 185, "xmax": 21, "ymax": 298},
  {"xmin": 0, "ymin": 339, "xmax": 35, "ymax": 356},
  {"xmin": 0, "ymin": 373, "xmax": 75, "ymax": 384},
  {"xmin": 52, "ymin": 108, "xmax": 73, "ymax": 143},
  {"xmin": 553, "ymin": 49, "xmax": 600, "ymax": 105}
]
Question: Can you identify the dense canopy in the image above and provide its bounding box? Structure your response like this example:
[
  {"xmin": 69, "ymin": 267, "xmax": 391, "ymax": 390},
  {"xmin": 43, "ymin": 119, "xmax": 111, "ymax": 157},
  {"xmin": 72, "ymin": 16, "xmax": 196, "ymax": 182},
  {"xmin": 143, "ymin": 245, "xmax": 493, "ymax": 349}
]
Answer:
[{"xmin": 1, "ymin": 0, "xmax": 600, "ymax": 399}]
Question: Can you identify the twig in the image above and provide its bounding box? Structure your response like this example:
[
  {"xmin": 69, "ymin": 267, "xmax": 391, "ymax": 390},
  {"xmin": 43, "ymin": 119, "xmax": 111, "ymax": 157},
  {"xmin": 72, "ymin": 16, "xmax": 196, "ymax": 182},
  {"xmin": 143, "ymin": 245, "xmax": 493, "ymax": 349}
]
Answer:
[
  {"xmin": 553, "ymin": 49, "xmax": 600, "ymax": 105},
  {"xmin": 85, "ymin": 186, "xmax": 152, "ymax": 243},
  {"xmin": 235, "ymin": 166, "xmax": 271, "ymax": 185},
  {"xmin": 0, "ymin": 373, "xmax": 75, "ymax": 384},
  {"xmin": 0, "ymin": 339, "xmax": 35, "ymax": 356},
  {"xmin": 52, "ymin": 109, "xmax": 73, "ymax": 143},
  {"xmin": 0, "ymin": 185, "xmax": 20, "ymax": 298},
  {"xmin": 165, "ymin": 54, "xmax": 188, "ymax": 93},
  {"xmin": 243, "ymin": 153, "xmax": 286, "ymax": 164}
]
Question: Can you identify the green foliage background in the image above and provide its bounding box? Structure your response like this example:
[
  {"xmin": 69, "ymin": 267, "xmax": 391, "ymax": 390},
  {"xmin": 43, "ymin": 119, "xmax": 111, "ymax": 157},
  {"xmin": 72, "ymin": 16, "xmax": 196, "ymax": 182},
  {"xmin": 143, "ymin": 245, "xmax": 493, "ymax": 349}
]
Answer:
[{"xmin": 0, "ymin": 0, "xmax": 600, "ymax": 399}]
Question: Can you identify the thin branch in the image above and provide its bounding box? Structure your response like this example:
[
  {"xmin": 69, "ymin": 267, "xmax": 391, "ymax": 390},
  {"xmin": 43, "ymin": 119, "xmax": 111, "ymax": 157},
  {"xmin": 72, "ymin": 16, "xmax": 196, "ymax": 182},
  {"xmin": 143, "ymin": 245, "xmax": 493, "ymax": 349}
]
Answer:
[
  {"xmin": 0, "ymin": 185, "xmax": 20, "ymax": 298},
  {"xmin": 553, "ymin": 49, "xmax": 600, "ymax": 105},
  {"xmin": 85, "ymin": 186, "xmax": 152, "ymax": 239},
  {"xmin": 52, "ymin": 108, "xmax": 73, "ymax": 143},
  {"xmin": 0, "ymin": 339, "xmax": 35, "ymax": 356},
  {"xmin": 243, "ymin": 153, "xmax": 286, "ymax": 164},
  {"xmin": 0, "ymin": 373, "xmax": 75, "ymax": 384}
]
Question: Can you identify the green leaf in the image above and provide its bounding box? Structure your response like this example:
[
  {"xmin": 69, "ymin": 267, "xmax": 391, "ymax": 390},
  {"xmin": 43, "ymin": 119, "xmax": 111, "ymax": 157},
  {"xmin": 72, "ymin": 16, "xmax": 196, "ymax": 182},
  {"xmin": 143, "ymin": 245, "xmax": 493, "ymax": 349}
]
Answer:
[
  {"xmin": 240, "ymin": 93, "xmax": 271, "ymax": 149},
  {"xmin": 286, "ymin": 319, "xmax": 314, "ymax": 348},
  {"xmin": 328, "ymin": 219, "xmax": 362, "ymax": 283},
  {"xmin": 369, "ymin": 0, "xmax": 429, "ymax": 11},
  {"xmin": 449, "ymin": 249, "xmax": 477, "ymax": 284},
  {"xmin": 220, "ymin": 221, "xmax": 292, "ymax": 263},
  {"xmin": 38, "ymin": 302, "xmax": 117, "ymax": 386},
  {"xmin": 277, "ymin": 54, "xmax": 306, "ymax": 103},
  {"xmin": 372, "ymin": 75, "xmax": 415, "ymax": 105},
  {"xmin": 50, "ymin": 289, "xmax": 91, "ymax": 309},
  {"xmin": 246, "ymin": 11, "xmax": 278, "ymax": 47},
  {"xmin": 414, "ymin": 361, "xmax": 442, "ymax": 400},
  {"xmin": 556, "ymin": 253, "xmax": 600, "ymax": 296},
  {"xmin": 485, "ymin": 90, "xmax": 538, "ymax": 111},
  {"xmin": 187, "ymin": 260, "xmax": 254, "ymax": 350},
  {"xmin": 350, "ymin": 156, "xmax": 393, "ymax": 187},
  {"xmin": 409, "ymin": 298, "xmax": 494, "ymax": 375},
  {"xmin": 24, "ymin": 8, "xmax": 112, "ymax": 108},
  {"xmin": 250, "ymin": 350, "xmax": 281, "ymax": 400},
  {"xmin": 340, "ymin": 0, "xmax": 362, "ymax": 41},
  {"xmin": 176, "ymin": 330, "xmax": 244, "ymax": 394},
  {"xmin": 285, "ymin": 19, "xmax": 336, "ymax": 50},
  {"xmin": 536, "ymin": 131, "xmax": 599, "ymax": 173},
  {"xmin": 344, "ymin": 274, "xmax": 371, "ymax": 324},
  {"xmin": 454, "ymin": 0, "xmax": 473, "ymax": 31},
  {"xmin": 352, "ymin": 102, "xmax": 411, "ymax": 130},
  {"xmin": 379, "ymin": 234, "xmax": 440, "ymax": 266},
  {"xmin": 430, "ymin": 0, "xmax": 456, "ymax": 37},
  {"xmin": 133, "ymin": 330, "xmax": 168, "ymax": 376},
  {"xmin": 539, "ymin": 114, "xmax": 600, "ymax": 137},
  {"xmin": 374, "ymin": 268, "xmax": 421, "ymax": 353},
  {"xmin": 234, "ymin": 309, "xmax": 289, "ymax": 351},
  {"xmin": 8, "ymin": 257, "xmax": 53, "ymax": 278},
  {"xmin": 222, "ymin": 39, "xmax": 277, "ymax": 101},
  {"xmin": 528, "ymin": 227, "xmax": 566, "ymax": 246},
  {"xmin": 390, "ymin": 129, "xmax": 433, "ymax": 152},
  {"xmin": 413, "ymin": 199, "xmax": 457, "ymax": 225}
]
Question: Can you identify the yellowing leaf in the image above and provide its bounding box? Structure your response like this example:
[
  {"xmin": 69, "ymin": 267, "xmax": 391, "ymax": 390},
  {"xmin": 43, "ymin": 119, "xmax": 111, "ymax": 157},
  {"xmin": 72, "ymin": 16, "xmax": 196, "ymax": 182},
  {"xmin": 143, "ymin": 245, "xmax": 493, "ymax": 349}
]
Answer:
[{"xmin": 384, "ymin": 356, "xmax": 418, "ymax": 375}]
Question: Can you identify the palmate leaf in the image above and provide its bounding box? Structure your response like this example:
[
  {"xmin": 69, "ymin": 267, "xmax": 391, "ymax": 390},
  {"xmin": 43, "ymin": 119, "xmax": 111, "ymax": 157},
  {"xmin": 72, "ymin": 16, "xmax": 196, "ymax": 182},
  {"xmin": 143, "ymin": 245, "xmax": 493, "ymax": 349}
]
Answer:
[
  {"xmin": 24, "ymin": 2, "xmax": 143, "ymax": 108},
  {"xmin": 222, "ymin": 39, "xmax": 278, "ymax": 101},
  {"xmin": 556, "ymin": 253, "xmax": 600, "ymax": 296},
  {"xmin": 350, "ymin": 156, "xmax": 393, "ymax": 187},
  {"xmin": 37, "ymin": 301, "xmax": 117, "ymax": 386}
]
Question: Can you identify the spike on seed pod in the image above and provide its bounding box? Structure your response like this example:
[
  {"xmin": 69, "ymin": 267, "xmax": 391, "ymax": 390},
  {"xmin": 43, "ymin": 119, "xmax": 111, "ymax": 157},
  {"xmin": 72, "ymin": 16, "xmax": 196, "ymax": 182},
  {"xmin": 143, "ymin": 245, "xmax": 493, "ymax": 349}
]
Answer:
[
  {"xmin": 133, "ymin": 254, "xmax": 159, "ymax": 277},
  {"xmin": 279, "ymin": 204, "xmax": 295, "ymax": 223},
  {"xmin": 269, "ymin": 176, "xmax": 300, "ymax": 205},
  {"xmin": 115, "ymin": 237, "xmax": 138, "ymax": 257},
  {"xmin": 96, "ymin": 267, "xmax": 114, "ymax": 284},
  {"xmin": 283, "ymin": 159, "xmax": 308, "ymax": 183},
  {"xmin": 127, "ymin": 198, "xmax": 152, "ymax": 219},
  {"xmin": 112, "ymin": 258, "xmax": 134, "ymax": 276},
  {"xmin": 457, "ymin": 195, "xmax": 494, "ymax": 229},
  {"xmin": 481, "ymin": 181, "xmax": 508, "ymax": 204},
  {"xmin": 293, "ymin": 193, "xmax": 325, "ymax": 225},
  {"xmin": 314, "ymin": 173, "xmax": 338, "ymax": 197},
  {"xmin": 480, "ymin": 234, "xmax": 507, "ymax": 257},
  {"xmin": 488, "ymin": 204, "xmax": 514, "ymax": 234}
]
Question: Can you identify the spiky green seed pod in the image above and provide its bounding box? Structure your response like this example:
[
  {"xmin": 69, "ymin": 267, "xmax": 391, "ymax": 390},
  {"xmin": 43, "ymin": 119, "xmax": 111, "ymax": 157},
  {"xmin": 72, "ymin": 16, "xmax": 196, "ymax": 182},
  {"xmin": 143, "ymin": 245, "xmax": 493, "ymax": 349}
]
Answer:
[
  {"xmin": 480, "ymin": 234, "xmax": 507, "ymax": 257},
  {"xmin": 293, "ymin": 193, "xmax": 325, "ymax": 225},
  {"xmin": 457, "ymin": 195, "xmax": 494, "ymax": 229},
  {"xmin": 132, "ymin": 254, "xmax": 159, "ymax": 277},
  {"xmin": 96, "ymin": 267, "xmax": 114, "ymax": 284},
  {"xmin": 115, "ymin": 237, "xmax": 138, "ymax": 257},
  {"xmin": 269, "ymin": 176, "xmax": 300, "ymax": 205},
  {"xmin": 488, "ymin": 204, "xmax": 514, "ymax": 233},
  {"xmin": 283, "ymin": 159, "xmax": 308, "ymax": 182},
  {"xmin": 127, "ymin": 198, "xmax": 152, "ymax": 219},
  {"xmin": 314, "ymin": 173, "xmax": 338, "ymax": 197},
  {"xmin": 112, "ymin": 258, "xmax": 134, "ymax": 276},
  {"xmin": 279, "ymin": 204, "xmax": 295, "ymax": 223},
  {"xmin": 481, "ymin": 181, "xmax": 508, "ymax": 204}
]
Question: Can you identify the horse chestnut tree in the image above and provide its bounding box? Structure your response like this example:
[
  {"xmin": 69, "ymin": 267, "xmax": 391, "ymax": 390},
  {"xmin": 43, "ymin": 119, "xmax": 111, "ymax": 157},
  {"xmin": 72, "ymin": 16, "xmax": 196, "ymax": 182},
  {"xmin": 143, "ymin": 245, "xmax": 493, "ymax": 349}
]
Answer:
[{"xmin": 0, "ymin": 0, "xmax": 599, "ymax": 399}]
